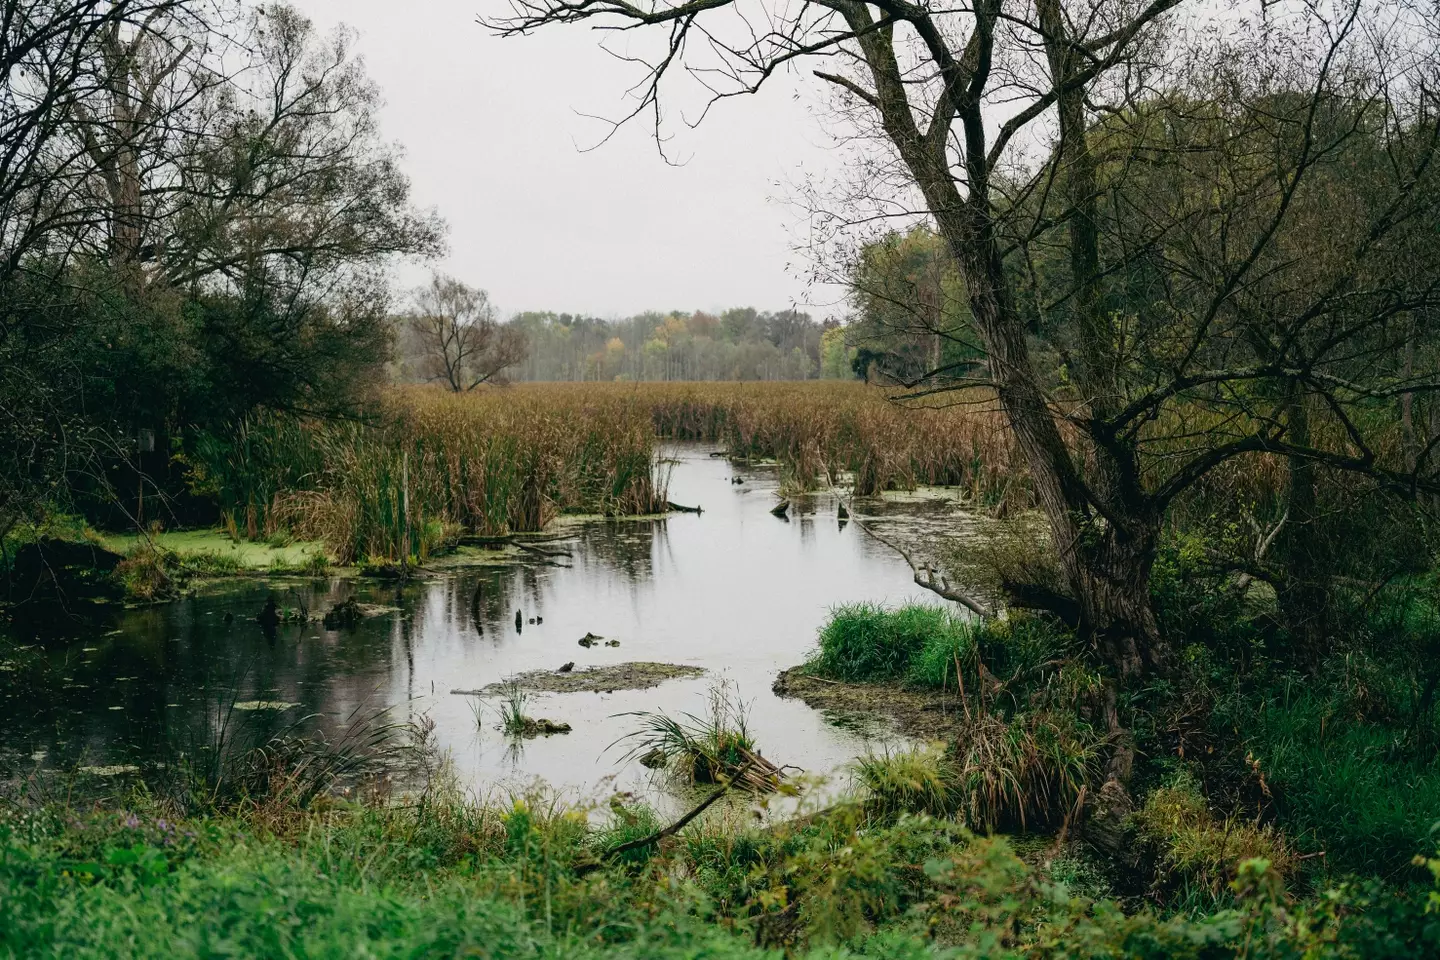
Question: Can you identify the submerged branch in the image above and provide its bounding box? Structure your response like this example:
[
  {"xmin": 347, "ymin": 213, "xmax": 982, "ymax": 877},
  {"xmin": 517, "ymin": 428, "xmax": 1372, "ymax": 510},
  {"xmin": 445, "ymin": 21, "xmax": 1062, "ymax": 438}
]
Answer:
[
  {"xmin": 603, "ymin": 757, "xmax": 757, "ymax": 860},
  {"xmin": 847, "ymin": 508, "xmax": 994, "ymax": 618}
]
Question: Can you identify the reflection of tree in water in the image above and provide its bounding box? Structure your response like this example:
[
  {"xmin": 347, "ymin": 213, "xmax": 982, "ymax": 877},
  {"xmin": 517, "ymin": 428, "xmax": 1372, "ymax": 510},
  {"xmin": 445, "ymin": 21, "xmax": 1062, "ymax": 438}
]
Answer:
[
  {"xmin": 1, "ymin": 515, "xmax": 677, "ymax": 777},
  {"xmin": 0, "ymin": 577, "xmax": 407, "ymax": 776},
  {"xmin": 415, "ymin": 521, "xmax": 669, "ymax": 642},
  {"xmin": 433, "ymin": 567, "xmax": 527, "ymax": 638}
]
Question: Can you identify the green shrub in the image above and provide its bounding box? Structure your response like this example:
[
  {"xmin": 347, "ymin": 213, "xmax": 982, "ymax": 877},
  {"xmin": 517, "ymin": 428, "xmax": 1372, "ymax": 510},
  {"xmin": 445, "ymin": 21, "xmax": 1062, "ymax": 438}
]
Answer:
[
  {"xmin": 1221, "ymin": 687, "xmax": 1440, "ymax": 874},
  {"xmin": 854, "ymin": 745, "xmax": 958, "ymax": 821},
  {"xmin": 809, "ymin": 602, "xmax": 976, "ymax": 684},
  {"xmin": 4, "ymin": 789, "xmax": 1440, "ymax": 958},
  {"xmin": 1133, "ymin": 773, "xmax": 1296, "ymax": 895},
  {"xmin": 953, "ymin": 710, "xmax": 1101, "ymax": 833}
]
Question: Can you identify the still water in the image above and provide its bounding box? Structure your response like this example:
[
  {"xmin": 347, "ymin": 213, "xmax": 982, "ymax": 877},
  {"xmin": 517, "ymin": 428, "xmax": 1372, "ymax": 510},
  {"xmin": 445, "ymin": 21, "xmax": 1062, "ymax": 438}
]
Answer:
[{"xmin": 2, "ymin": 446, "xmax": 930, "ymax": 802}]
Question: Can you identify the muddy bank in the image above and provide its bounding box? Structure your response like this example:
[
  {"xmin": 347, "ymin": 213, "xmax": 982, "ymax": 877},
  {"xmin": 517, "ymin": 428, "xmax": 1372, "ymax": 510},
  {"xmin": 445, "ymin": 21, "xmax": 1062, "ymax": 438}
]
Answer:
[
  {"xmin": 455, "ymin": 661, "xmax": 705, "ymax": 696},
  {"xmin": 772, "ymin": 666, "xmax": 962, "ymax": 740}
]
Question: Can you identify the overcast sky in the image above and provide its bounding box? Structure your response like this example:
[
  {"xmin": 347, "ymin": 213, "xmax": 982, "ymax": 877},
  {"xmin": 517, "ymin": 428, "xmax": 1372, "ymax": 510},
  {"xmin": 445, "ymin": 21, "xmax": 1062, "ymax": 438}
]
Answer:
[{"xmin": 287, "ymin": 0, "xmax": 847, "ymax": 319}]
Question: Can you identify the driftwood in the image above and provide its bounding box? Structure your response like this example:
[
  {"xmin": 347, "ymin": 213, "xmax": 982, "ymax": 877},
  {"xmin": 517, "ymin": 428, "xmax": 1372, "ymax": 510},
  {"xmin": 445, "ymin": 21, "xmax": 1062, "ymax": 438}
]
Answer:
[
  {"xmin": 848, "ymin": 512, "xmax": 994, "ymax": 618},
  {"xmin": 604, "ymin": 758, "xmax": 757, "ymax": 860},
  {"xmin": 456, "ymin": 534, "xmax": 573, "ymax": 557},
  {"xmin": 667, "ymin": 501, "xmax": 703, "ymax": 514},
  {"xmin": 697, "ymin": 747, "xmax": 785, "ymax": 793},
  {"xmin": 512, "ymin": 541, "xmax": 573, "ymax": 559}
]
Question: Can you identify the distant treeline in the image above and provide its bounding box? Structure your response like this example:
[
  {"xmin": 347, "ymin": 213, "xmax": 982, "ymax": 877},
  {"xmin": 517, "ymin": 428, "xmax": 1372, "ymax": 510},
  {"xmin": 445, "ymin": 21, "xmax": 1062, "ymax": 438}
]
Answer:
[{"xmin": 489, "ymin": 309, "xmax": 852, "ymax": 382}]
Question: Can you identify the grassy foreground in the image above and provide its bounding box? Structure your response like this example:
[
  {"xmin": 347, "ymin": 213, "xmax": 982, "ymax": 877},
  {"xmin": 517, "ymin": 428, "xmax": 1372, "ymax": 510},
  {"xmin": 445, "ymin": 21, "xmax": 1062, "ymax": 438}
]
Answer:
[
  {"xmin": 800, "ymin": 592, "xmax": 1440, "ymax": 911},
  {"xmin": 4, "ymin": 767, "xmax": 1439, "ymax": 959}
]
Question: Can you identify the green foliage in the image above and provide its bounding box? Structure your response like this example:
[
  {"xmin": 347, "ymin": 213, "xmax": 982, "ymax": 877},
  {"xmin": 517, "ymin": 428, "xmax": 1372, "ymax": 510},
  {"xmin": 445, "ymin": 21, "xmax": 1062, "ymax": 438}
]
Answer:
[
  {"xmin": 497, "ymin": 681, "xmax": 533, "ymax": 736},
  {"xmin": 854, "ymin": 745, "xmax": 959, "ymax": 820},
  {"xmin": 846, "ymin": 225, "xmax": 980, "ymax": 385},
  {"xmin": 952, "ymin": 710, "xmax": 1101, "ymax": 833},
  {"xmin": 113, "ymin": 539, "xmax": 176, "ymax": 603},
  {"xmin": 494, "ymin": 307, "xmax": 824, "ymax": 383},
  {"xmin": 854, "ymin": 716, "xmax": 1100, "ymax": 836},
  {"xmin": 810, "ymin": 602, "xmax": 977, "ymax": 685},
  {"xmin": 614, "ymin": 682, "xmax": 778, "ymax": 790},
  {"xmin": 809, "ymin": 605, "xmax": 1072, "ymax": 704},
  {"xmin": 1215, "ymin": 683, "xmax": 1440, "ymax": 876},
  {"xmin": 820, "ymin": 326, "xmax": 857, "ymax": 380},
  {"xmin": 1133, "ymin": 774, "xmax": 1296, "ymax": 896},
  {"xmin": 3, "ymin": 778, "xmax": 1440, "ymax": 958}
]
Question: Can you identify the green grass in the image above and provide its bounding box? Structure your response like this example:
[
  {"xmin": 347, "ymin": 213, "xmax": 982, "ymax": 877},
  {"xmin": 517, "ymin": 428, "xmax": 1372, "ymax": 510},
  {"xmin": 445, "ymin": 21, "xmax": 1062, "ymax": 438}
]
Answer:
[
  {"xmin": 1133, "ymin": 773, "xmax": 1296, "ymax": 896},
  {"xmin": 1218, "ymin": 687, "xmax": 1440, "ymax": 876},
  {"xmin": 853, "ymin": 745, "xmax": 958, "ymax": 820},
  {"xmin": 808, "ymin": 603, "xmax": 978, "ymax": 685},
  {"xmin": 614, "ymin": 681, "xmax": 781, "ymax": 791},
  {"xmin": 497, "ymin": 681, "xmax": 532, "ymax": 736},
  {"xmin": 4, "ymin": 791, "xmax": 1439, "ymax": 959}
]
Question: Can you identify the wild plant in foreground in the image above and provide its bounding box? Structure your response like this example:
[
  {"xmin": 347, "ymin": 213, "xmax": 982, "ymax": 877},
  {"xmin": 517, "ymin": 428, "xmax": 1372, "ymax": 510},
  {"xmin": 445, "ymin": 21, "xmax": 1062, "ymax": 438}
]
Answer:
[
  {"xmin": 853, "ymin": 744, "xmax": 958, "ymax": 821},
  {"xmin": 614, "ymin": 681, "xmax": 783, "ymax": 791},
  {"xmin": 497, "ymin": 681, "xmax": 530, "ymax": 737}
]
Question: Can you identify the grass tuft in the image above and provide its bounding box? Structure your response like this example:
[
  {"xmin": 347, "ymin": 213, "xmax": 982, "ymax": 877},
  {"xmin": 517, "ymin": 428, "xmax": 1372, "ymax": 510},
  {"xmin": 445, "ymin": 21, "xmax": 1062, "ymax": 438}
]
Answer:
[
  {"xmin": 1134, "ymin": 773, "xmax": 1296, "ymax": 896},
  {"xmin": 615, "ymin": 681, "xmax": 783, "ymax": 791},
  {"xmin": 853, "ymin": 744, "xmax": 958, "ymax": 820},
  {"xmin": 809, "ymin": 602, "xmax": 977, "ymax": 685}
]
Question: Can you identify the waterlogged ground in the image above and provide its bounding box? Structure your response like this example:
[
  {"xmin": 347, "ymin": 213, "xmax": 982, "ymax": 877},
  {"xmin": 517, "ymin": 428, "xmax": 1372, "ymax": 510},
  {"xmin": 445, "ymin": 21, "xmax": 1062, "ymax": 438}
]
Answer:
[{"xmin": 1, "ymin": 446, "xmax": 949, "ymax": 808}]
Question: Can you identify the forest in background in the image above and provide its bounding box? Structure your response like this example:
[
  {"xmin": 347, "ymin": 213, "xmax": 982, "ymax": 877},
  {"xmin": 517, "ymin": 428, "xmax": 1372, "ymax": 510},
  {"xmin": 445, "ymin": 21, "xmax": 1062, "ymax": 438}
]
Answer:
[
  {"xmin": 9, "ymin": 0, "xmax": 1440, "ymax": 955},
  {"xmin": 392, "ymin": 304, "xmax": 851, "ymax": 383}
]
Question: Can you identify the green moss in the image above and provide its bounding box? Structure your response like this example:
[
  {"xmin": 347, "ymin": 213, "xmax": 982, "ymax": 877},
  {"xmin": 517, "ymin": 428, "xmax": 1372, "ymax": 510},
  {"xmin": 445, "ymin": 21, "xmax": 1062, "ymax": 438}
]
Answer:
[{"xmin": 98, "ymin": 528, "xmax": 331, "ymax": 573}]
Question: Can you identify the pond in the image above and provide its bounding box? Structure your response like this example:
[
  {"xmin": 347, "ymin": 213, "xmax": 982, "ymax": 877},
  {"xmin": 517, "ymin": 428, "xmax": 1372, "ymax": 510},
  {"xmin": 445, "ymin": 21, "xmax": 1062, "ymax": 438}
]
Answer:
[{"xmin": 1, "ymin": 445, "xmax": 933, "ymax": 805}]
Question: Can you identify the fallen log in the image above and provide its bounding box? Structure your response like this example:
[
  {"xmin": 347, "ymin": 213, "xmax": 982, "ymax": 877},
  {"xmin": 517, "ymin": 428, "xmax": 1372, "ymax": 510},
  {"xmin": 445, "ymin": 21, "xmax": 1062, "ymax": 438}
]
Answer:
[{"xmin": 604, "ymin": 758, "xmax": 757, "ymax": 860}]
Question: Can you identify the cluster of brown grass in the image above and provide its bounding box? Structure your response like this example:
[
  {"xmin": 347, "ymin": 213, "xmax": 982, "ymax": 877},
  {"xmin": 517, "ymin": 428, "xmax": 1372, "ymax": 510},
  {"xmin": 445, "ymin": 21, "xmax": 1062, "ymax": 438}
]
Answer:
[
  {"xmin": 193, "ymin": 386, "xmax": 670, "ymax": 563},
  {"xmin": 197, "ymin": 380, "xmax": 1367, "ymax": 568},
  {"xmin": 534, "ymin": 381, "xmax": 1025, "ymax": 501}
]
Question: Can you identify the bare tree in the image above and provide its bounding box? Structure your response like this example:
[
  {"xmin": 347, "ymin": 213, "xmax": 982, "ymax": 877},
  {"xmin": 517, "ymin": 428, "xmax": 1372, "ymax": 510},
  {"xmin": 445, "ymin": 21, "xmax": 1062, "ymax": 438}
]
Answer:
[
  {"xmin": 485, "ymin": 0, "xmax": 1440, "ymax": 685},
  {"xmin": 0, "ymin": 0, "xmax": 180, "ymax": 540},
  {"xmin": 411, "ymin": 273, "xmax": 527, "ymax": 391}
]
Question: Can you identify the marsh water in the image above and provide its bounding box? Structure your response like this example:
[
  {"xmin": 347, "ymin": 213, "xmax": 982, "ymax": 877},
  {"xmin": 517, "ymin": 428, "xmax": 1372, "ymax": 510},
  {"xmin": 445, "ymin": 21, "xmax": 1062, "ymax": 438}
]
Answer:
[{"xmin": 1, "ymin": 446, "xmax": 930, "ymax": 805}]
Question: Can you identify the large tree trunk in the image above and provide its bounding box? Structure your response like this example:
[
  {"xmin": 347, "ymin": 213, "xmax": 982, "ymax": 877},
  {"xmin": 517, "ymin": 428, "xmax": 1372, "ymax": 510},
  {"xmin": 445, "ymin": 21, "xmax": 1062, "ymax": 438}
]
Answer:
[
  {"xmin": 848, "ymin": 2, "xmax": 1168, "ymax": 679},
  {"xmin": 933, "ymin": 199, "xmax": 1168, "ymax": 678}
]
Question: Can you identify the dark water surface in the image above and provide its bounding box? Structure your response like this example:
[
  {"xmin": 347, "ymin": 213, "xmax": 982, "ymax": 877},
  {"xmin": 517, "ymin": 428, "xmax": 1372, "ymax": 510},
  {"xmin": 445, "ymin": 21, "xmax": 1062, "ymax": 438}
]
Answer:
[{"xmin": 1, "ymin": 446, "xmax": 928, "ymax": 802}]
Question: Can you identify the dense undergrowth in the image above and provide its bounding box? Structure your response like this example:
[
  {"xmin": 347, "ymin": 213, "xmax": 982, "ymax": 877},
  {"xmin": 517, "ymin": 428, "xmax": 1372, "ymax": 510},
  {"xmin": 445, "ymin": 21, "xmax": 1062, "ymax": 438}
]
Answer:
[
  {"xmin": 5, "ymin": 751, "xmax": 1440, "ymax": 959},
  {"xmin": 799, "ymin": 539, "xmax": 1440, "ymax": 919}
]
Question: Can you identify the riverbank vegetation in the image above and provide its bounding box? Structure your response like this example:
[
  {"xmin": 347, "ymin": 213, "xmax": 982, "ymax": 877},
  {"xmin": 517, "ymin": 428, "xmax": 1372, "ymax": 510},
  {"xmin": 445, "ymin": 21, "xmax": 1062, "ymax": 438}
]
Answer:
[
  {"xmin": 186, "ymin": 388, "xmax": 670, "ymax": 564},
  {"xmin": 4, "ymin": 741, "xmax": 1440, "ymax": 959},
  {"xmin": 796, "ymin": 593, "xmax": 1440, "ymax": 903},
  {"xmin": 7, "ymin": 0, "xmax": 1440, "ymax": 954}
]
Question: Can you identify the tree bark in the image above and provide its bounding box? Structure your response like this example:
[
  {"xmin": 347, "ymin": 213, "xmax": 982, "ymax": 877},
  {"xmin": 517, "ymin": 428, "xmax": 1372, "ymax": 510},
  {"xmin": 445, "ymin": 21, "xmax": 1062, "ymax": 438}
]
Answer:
[
  {"xmin": 1276, "ymin": 385, "xmax": 1329, "ymax": 666},
  {"xmin": 845, "ymin": 0, "xmax": 1169, "ymax": 678}
]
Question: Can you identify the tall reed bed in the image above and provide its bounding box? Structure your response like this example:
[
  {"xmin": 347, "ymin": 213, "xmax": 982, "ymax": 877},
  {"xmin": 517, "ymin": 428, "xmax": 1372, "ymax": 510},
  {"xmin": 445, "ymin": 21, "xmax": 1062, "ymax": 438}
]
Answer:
[
  {"xmin": 525, "ymin": 381, "xmax": 1024, "ymax": 501},
  {"xmin": 190, "ymin": 387, "xmax": 670, "ymax": 563}
]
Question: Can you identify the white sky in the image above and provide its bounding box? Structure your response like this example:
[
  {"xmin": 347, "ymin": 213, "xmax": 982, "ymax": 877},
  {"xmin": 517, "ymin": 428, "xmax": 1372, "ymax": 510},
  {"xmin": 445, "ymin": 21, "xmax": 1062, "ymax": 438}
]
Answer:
[{"xmin": 287, "ymin": 0, "xmax": 847, "ymax": 318}]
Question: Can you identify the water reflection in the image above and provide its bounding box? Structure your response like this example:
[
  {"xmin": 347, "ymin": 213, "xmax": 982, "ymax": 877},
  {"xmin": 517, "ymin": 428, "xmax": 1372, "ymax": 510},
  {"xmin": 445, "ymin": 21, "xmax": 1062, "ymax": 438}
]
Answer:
[{"xmin": 1, "ymin": 445, "xmax": 929, "ymax": 803}]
